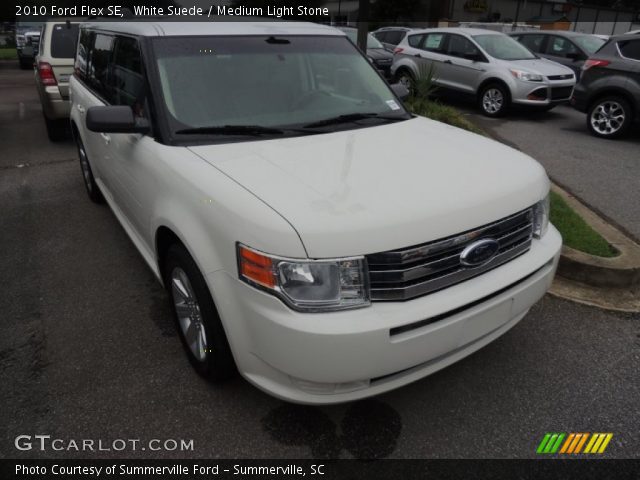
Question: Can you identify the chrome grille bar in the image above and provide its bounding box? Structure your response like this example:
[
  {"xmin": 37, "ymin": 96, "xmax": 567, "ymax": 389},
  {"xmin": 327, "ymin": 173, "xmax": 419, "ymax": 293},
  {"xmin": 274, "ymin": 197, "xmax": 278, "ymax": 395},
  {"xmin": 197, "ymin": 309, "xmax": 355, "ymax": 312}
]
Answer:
[{"xmin": 367, "ymin": 208, "xmax": 534, "ymax": 301}]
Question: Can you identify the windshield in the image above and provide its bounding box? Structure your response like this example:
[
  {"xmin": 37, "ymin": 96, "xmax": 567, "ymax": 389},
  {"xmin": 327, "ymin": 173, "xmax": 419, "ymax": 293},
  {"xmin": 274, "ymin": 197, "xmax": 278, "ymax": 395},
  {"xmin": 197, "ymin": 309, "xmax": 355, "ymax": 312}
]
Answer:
[
  {"xmin": 342, "ymin": 29, "xmax": 385, "ymax": 49},
  {"xmin": 573, "ymin": 35, "xmax": 606, "ymax": 54},
  {"xmin": 152, "ymin": 35, "xmax": 408, "ymax": 140},
  {"xmin": 473, "ymin": 34, "xmax": 537, "ymax": 60}
]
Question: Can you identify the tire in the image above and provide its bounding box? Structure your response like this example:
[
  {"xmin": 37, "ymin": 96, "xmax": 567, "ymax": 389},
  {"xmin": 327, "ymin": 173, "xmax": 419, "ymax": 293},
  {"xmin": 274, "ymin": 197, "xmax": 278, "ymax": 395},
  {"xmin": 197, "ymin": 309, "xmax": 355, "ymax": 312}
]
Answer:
[
  {"xmin": 44, "ymin": 114, "xmax": 67, "ymax": 142},
  {"xmin": 478, "ymin": 83, "xmax": 510, "ymax": 117},
  {"xmin": 19, "ymin": 57, "xmax": 32, "ymax": 70},
  {"xmin": 395, "ymin": 69, "xmax": 415, "ymax": 96},
  {"xmin": 75, "ymin": 133, "xmax": 104, "ymax": 203},
  {"xmin": 587, "ymin": 96, "xmax": 632, "ymax": 139},
  {"xmin": 164, "ymin": 244, "xmax": 236, "ymax": 382}
]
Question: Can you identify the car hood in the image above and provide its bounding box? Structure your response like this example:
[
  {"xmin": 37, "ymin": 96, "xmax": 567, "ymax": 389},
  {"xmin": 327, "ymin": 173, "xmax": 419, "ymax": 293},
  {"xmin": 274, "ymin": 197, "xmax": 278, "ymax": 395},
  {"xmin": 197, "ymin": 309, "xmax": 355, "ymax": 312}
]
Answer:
[
  {"xmin": 504, "ymin": 57, "xmax": 575, "ymax": 76},
  {"xmin": 188, "ymin": 117, "xmax": 549, "ymax": 258}
]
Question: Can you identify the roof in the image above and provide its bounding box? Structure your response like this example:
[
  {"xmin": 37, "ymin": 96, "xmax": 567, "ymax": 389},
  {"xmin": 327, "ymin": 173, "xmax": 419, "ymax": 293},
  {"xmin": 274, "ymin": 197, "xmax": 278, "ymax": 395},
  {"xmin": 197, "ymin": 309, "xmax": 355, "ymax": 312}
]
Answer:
[
  {"xmin": 80, "ymin": 20, "xmax": 345, "ymax": 37},
  {"xmin": 516, "ymin": 30, "xmax": 597, "ymax": 38},
  {"xmin": 527, "ymin": 15, "xmax": 571, "ymax": 23},
  {"xmin": 409, "ymin": 27, "xmax": 504, "ymax": 36}
]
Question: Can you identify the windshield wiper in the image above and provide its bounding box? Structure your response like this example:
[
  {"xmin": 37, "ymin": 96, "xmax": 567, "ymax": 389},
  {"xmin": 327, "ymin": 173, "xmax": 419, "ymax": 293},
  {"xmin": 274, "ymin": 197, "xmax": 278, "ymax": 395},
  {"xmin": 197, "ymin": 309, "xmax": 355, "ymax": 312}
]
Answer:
[
  {"xmin": 175, "ymin": 125, "xmax": 285, "ymax": 136},
  {"xmin": 302, "ymin": 112, "xmax": 406, "ymax": 129}
]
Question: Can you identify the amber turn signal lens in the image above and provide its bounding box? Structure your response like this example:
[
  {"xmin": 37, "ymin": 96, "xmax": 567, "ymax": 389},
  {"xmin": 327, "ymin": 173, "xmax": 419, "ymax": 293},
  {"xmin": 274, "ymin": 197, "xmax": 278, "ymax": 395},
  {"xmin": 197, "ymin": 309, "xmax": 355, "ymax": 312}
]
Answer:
[{"xmin": 238, "ymin": 245, "xmax": 276, "ymax": 288}]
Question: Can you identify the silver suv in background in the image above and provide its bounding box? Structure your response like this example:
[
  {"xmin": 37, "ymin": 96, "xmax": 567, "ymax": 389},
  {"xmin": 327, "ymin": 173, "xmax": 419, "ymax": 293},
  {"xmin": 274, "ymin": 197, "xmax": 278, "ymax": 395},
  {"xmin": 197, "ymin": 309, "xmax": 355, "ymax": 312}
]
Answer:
[
  {"xmin": 391, "ymin": 28, "xmax": 576, "ymax": 117},
  {"xmin": 35, "ymin": 20, "xmax": 80, "ymax": 141}
]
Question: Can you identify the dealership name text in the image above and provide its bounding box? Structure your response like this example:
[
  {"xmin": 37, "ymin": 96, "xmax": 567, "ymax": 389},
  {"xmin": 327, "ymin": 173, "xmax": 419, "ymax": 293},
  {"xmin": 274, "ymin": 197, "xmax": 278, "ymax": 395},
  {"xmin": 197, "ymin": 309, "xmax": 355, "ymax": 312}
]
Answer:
[
  {"xmin": 14, "ymin": 435, "xmax": 193, "ymax": 452},
  {"xmin": 16, "ymin": 464, "xmax": 320, "ymax": 476}
]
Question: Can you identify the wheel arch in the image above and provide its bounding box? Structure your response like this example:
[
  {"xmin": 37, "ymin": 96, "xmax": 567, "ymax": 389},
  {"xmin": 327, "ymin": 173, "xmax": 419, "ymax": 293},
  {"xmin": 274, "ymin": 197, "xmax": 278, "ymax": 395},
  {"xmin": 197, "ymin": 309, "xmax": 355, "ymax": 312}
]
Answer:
[
  {"xmin": 586, "ymin": 88, "xmax": 637, "ymax": 119},
  {"xmin": 477, "ymin": 77, "xmax": 512, "ymax": 101}
]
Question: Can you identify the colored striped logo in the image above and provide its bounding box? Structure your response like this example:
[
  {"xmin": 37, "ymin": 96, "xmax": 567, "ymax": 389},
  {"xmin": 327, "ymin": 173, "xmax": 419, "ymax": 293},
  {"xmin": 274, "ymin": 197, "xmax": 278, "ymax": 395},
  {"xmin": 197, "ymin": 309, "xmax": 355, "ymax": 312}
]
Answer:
[{"xmin": 536, "ymin": 433, "xmax": 613, "ymax": 454}]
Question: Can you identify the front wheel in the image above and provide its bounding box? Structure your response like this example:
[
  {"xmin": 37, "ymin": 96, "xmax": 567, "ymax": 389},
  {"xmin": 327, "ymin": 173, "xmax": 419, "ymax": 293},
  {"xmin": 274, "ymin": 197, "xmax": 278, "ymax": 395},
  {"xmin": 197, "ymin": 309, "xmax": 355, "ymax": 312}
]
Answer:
[
  {"xmin": 479, "ymin": 83, "xmax": 510, "ymax": 117},
  {"xmin": 395, "ymin": 69, "xmax": 415, "ymax": 95},
  {"xmin": 587, "ymin": 96, "xmax": 632, "ymax": 139},
  {"xmin": 164, "ymin": 244, "xmax": 236, "ymax": 382}
]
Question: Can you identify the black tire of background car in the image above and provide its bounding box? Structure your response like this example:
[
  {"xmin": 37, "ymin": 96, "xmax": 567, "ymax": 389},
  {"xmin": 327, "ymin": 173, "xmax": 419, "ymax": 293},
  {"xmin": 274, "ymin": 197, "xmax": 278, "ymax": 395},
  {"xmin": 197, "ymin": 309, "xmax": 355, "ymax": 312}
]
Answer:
[
  {"xmin": 44, "ymin": 114, "xmax": 67, "ymax": 142},
  {"xmin": 587, "ymin": 96, "xmax": 632, "ymax": 140},
  {"xmin": 478, "ymin": 83, "xmax": 510, "ymax": 118},
  {"xmin": 75, "ymin": 134, "xmax": 104, "ymax": 204},
  {"xmin": 164, "ymin": 244, "xmax": 237, "ymax": 383}
]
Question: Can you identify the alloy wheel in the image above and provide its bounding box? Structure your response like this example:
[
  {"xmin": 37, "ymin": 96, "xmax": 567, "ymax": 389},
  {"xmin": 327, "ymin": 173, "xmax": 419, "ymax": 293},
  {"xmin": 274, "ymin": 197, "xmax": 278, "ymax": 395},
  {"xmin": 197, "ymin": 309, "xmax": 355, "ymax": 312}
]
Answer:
[
  {"xmin": 483, "ymin": 88, "xmax": 503, "ymax": 114},
  {"xmin": 590, "ymin": 100, "xmax": 626, "ymax": 136},
  {"xmin": 171, "ymin": 267, "xmax": 208, "ymax": 361}
]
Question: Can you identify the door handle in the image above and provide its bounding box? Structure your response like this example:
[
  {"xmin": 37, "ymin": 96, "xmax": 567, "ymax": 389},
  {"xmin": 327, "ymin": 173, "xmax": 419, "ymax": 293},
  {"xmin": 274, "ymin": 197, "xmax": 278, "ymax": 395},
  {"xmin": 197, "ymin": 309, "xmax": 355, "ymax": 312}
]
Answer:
[
  {"xmin": 414, "ymin": 53, "xmax": 422, "ymax": 58},
  {"xmin": 443, "ymin": 60, "xmax": 453, "ymax": 64},
  {"xmin": 100, "ymin": 133, "xmax": 111, "ymax": 145},
  {"xmin": 76, "ymin": 104, "xmax": 85, "ymax": 114}
]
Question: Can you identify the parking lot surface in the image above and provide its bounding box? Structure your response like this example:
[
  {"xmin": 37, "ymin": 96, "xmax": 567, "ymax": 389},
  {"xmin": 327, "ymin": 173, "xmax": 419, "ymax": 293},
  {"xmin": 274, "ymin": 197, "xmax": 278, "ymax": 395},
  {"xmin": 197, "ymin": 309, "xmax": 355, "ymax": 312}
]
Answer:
[
  {"xmin": 1, "ymin": 61, "xmax": 639, "ymax": 459},
  {"xmin": 464, "ymin": 103, "xmax": 640, "ymax": 242}
]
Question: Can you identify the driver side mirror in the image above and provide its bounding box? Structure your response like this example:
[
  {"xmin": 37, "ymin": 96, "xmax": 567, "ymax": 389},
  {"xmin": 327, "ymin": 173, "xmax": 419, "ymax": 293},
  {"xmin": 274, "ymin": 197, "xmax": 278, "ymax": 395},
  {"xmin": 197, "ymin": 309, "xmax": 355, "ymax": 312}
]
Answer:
[
  {"xmin": 86, "ymin": 105, "xmax": 150, "ymax": 134},
  {"xmin": 391, "ymin": 83, "xmax": 410, "ymax": 101}
]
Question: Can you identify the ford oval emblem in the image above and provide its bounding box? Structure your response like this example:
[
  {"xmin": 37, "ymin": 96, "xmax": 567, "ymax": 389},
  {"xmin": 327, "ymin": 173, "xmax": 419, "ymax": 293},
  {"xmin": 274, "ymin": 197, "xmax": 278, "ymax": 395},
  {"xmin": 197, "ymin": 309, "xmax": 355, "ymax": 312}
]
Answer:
[{"xmin": 460, "ymin": 239, "xmax": 500, "ymax": 267}]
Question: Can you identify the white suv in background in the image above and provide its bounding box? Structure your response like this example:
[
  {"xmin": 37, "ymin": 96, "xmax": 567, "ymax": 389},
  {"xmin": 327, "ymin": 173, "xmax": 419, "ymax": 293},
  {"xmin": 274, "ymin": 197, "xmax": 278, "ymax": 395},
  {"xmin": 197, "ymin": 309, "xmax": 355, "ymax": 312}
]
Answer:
[
  {"xmin": 392, "ymin": 28, "xmax": 576, "ymax": 116},
  {"xmin": 70, "ymin": 21, "xmax": 561, "ymax": 404}
]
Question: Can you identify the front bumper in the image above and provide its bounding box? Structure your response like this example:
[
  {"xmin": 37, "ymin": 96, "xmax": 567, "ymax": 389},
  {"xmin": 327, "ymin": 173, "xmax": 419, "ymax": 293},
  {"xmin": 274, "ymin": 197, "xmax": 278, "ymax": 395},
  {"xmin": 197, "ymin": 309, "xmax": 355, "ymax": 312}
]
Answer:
[
  {"xmin": 208, "ymin": 226, "xmax": 562, "ymax": 404},
  {"xmin": 569, "ymin": 83, "xmax": 589, "ymax": 113},
  {"xmin": 511, "ymin": 80, "xmax": 575, "ymax": 106}
]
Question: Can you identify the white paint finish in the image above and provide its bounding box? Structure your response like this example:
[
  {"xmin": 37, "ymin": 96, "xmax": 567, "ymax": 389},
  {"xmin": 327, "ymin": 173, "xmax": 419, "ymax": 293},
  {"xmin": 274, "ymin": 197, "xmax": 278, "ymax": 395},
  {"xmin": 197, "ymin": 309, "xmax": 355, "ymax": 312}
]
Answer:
[{"xmin": 191, "ymin": 116, "xmax": 549, "ymax": 258}]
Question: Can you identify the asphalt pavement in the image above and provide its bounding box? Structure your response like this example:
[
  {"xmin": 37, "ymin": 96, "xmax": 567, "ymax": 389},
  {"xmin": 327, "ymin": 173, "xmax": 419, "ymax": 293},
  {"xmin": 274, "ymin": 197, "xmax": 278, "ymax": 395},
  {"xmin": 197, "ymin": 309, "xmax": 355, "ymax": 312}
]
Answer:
[
  {"xmin": 1, "ymin": 60, "xmax": 639, "ymax": 460},
  {"xmin": 460, "ymin": 102, "xmax": 640, "ymax": 242}
]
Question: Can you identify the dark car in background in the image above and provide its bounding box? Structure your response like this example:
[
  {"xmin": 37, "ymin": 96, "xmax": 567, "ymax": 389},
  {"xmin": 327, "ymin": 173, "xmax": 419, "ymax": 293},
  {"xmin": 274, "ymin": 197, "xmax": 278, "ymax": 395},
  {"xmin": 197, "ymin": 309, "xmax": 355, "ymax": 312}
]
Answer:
[
  {"xmin": 15, "ymin": 21, "xmax": 43, "ymax": 69},
  {"xmin": 338, "ymin": 27, "xmax": 394, "ymax": 78},
  {"xmin": 571, "ymin": 35, "xmax": 640, "ymax": 139},
  {"xmin": 371, "ymin": 27, "xmax": 414, "ymax": 51},
  {"xmin": 510, "ymin": 31, "xmax": 606, "ymax": 80}
]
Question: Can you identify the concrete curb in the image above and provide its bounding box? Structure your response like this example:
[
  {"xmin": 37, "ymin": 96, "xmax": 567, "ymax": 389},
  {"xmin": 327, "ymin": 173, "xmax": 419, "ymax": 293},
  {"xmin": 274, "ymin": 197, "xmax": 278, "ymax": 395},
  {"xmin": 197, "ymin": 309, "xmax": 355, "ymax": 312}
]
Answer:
[{"xmin": 551, "ymin": 184, "xmax": 640, "ymax": 289}]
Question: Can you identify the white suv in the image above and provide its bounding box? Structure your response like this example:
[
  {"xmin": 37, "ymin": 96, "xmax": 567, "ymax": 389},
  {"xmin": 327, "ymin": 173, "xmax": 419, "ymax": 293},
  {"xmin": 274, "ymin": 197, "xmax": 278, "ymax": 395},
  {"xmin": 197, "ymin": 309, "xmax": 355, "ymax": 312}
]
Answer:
[{"xmin": 70, "ymin": 21, "xmax": 561, "ymax": 404}]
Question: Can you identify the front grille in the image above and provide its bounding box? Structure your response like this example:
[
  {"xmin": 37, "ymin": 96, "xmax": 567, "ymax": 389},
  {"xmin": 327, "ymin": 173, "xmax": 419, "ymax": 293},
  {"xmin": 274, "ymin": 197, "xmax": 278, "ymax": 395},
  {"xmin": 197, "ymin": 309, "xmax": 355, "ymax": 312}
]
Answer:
[
  {"xmin": 551, "ymin": 86, "xmax": 573, "ymax": 100},
  {"xmin": 366, "ymin": 208, "xmax": 534, "ymax": 301},
  {"xmin": 548, "ymin": 74, "xmax": 574, "ymax": 81}
]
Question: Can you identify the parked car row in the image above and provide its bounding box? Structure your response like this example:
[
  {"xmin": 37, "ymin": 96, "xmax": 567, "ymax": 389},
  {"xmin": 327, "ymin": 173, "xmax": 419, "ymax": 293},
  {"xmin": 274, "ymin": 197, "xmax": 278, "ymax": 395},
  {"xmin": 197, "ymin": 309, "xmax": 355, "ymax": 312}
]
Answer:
[{"xmin": 370, "ymin": 26, "xmax": 638, "ymax": 139}]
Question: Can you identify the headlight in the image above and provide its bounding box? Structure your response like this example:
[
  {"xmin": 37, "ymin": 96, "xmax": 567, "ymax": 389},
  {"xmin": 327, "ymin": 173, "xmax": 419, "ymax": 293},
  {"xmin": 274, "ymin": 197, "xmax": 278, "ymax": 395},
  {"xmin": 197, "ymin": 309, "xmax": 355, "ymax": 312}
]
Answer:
[
  {"xmin": 237, "ymin": 244, "xmax": 370, "ymax": 312},
  {"xmin": 532, "ymin": 193, "xmax": 550, "ymax": 239},
  {"xmin": 510, "ymin": 69, "xmax": 543, "ymax": 82}
]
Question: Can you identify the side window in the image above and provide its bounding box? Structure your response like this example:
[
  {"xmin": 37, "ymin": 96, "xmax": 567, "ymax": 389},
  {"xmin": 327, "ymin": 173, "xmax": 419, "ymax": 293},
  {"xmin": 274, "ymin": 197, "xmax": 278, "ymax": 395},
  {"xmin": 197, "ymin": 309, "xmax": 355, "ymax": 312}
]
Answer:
[
  {"xmin": 110, "ymin": 36, "xmax": 146, "ymax": 117},
  {"xmin": 373, "ymin": 31, "xmax": 388, "ymax": 43},
  {"xmin": 422, "ymin": 33, "xmax": 446, "ymax": 53},
  {"xmin": 75, "ymin": 29, "xmax": 94, "ymax": 81},
  {"xmin": 407, "ymin": 34, "xmax": 424, "ymax": 48},
  {"xmin": 547, "ymin": 36, "xmax": 579, "ymax": 57},
  {"xmin": 386, "ymin": 30, "xmax": 405, "ymax": 46},
  {"xmin": 447, "ymin": 35, "xmax": 481, "ymax": 58},
  {"xmin": 619, "ymin": 39, "xmax": 640, "ymax": 61},
  {"xmin": 51, "ymin": 23, "xmax": 79, "ymax": 59},
  {"xmin": 88, "ymin": 33, "xmax": 114, "ymax": 101},
  {"xmin": 519, "ymin": 34, "xmax": 546, "ymax": 53}
]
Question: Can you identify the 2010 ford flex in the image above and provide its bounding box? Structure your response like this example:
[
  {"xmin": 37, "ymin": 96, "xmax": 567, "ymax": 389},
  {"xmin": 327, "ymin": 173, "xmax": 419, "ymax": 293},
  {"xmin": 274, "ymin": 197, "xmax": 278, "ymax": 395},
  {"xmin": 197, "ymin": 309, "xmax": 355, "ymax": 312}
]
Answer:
[{"xmin": 70, "ymin": 21, "xmax": 562, "ymax": 404}]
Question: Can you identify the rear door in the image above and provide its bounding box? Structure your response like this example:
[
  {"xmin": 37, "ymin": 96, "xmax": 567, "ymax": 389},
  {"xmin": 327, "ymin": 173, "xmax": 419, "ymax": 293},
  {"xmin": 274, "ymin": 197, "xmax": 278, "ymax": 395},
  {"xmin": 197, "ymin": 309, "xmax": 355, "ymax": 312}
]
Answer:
[
  {"xmin": 48, "ymin": 23, "xmax": 79, "ymax": 97},
  {"xmin": 415, "ymin": 32, "xmax": 449, "ymax": 86},
  {"xmin": 438, "ymin": 34, "xmax": 487, "ymax": 93}
]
